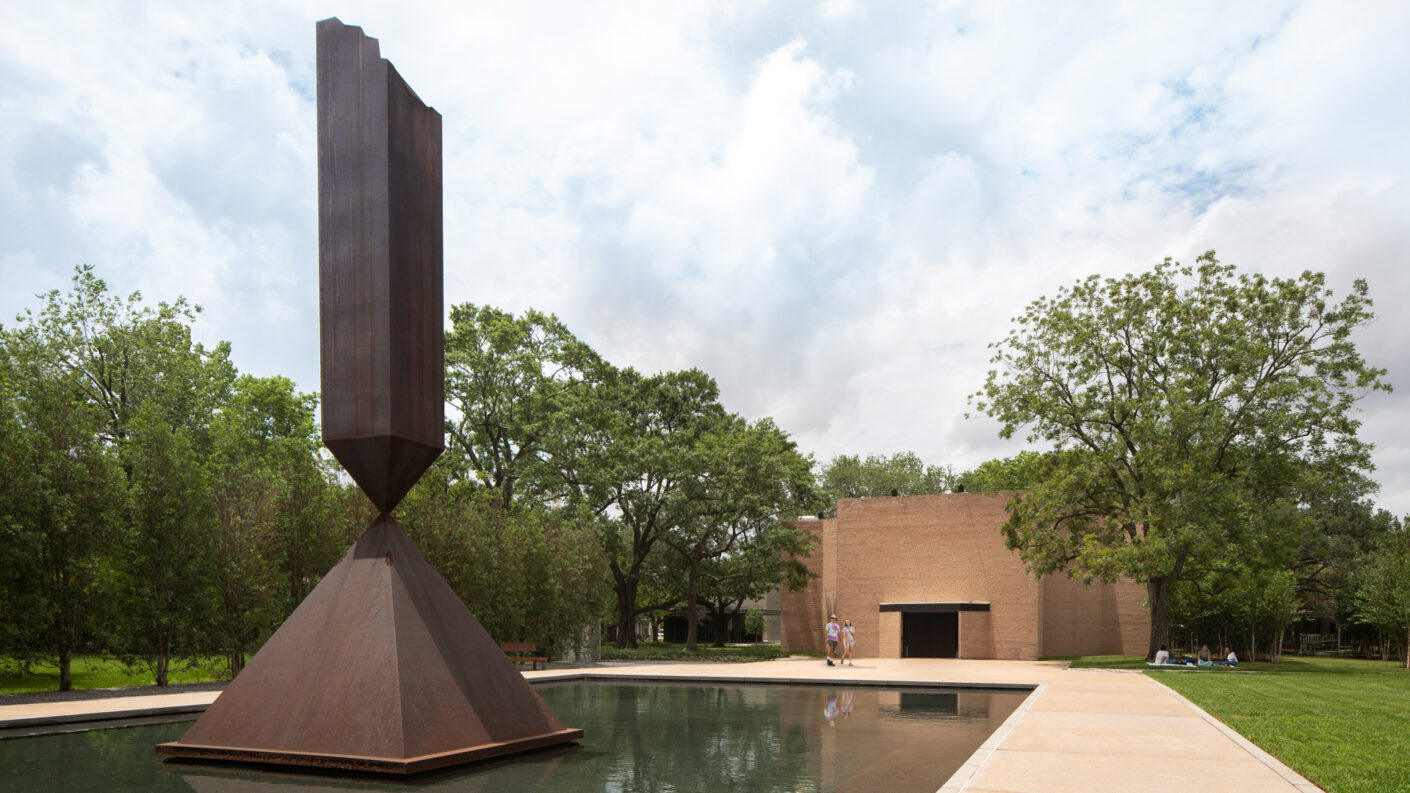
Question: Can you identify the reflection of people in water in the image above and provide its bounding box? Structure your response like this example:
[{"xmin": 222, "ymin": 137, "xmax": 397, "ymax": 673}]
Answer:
[
  {"xmin": 840, "ymin": 690, "xmax": 853, "ymax": 718},
  {"xmin": 824, "ymin": 692, "xmax": 839, "ymax": 725}
]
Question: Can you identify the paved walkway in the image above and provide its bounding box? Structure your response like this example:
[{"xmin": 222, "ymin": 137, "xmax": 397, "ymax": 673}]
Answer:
[
  {"xmin": 0, "ymin": 658, "xmax": 1323, "ymax": 793},
  {"xmin": 0, "ymin": 690, "xmax": 219, "ymax": 729}
]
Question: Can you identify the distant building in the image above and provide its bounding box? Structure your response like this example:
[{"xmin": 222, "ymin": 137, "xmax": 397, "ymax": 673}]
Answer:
[
  {"xmin": 780, "ymin": 493, "xmax": 1148, "ymax": 660},
  {"xmin": 658, "ymin": 589, "xmax": 782, "ymax": 644}
]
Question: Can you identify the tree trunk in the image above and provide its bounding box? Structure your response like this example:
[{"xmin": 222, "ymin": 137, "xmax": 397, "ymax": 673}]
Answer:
[
  {"xmin": 1145, "ymin": 575, "xmax": 1173, "ymax": 659},
  {"xmin": 684, "ymin": 566, "xmax": 700, "ymax": 652},
  {"xmin": 615, "ymin": 581, "xmax": 638, "ymax": 649},
  {"xmin": 1404, "ymin": 626, "xmax": 1409, "ymax": 670},
  {"xmin": 59, "ymin": 648, "xmax": 72, "ymax": 692},
  {"xmin": 712, "ymin": 608, "xmax": 729, "ymax": 648}
]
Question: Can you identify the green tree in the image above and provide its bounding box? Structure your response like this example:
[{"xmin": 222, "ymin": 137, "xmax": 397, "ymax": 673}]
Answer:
[
  {"xmin": 1354, "ymin": 527, "xmax": 1410, "ymax": 668},
  {"xmin": 206, "ymin": 375, "xmax": 335, "ymax": 676},
  {"xmin": 668, "ymin": 416, "xmax": 817, "ymax": 650},
  {"xmin": 957, "ymin": 450, "xmax": 1053, "ymax": 492},
  {"xmin": 114, "ymin": 404, "xmax": 218, "ymax": 686},
  {"xmin": 566, "ymin": 367, "xmax": 726, "ymax": 647},
  {"xmin": 972, "ymin": 253, "xmax": 1389, "ymax": 657},
  {"xmin": 399, "ymin": 478, "xmax": 609, "ymax": 651},
  {"xmin": 443, "ymin": 304, "xmax": 607, "ymax": 508},
  {"xmin": 21, "ymin": 265, "xmax": 235, "ymax": 452},
  {"xmin": 0, "ymin": 330, "xmax": 125, "ymax": 690},
  {"xmin": 10, "ymin": 265, "xmax": 238, "ymax": 681},
  {"xmin": 698, "ymin": 526, "xmax": 815, "ymax": 647},
  {"xmin": 818, "ymin": 451, "xmax": 954, "ymax": 505},
  {"xmin": 744, "ymin": 606, "xmax": 767, "ymax": 640}
]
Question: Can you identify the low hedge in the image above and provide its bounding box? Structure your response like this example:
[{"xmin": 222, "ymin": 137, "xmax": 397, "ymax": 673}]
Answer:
[{"xmin": 600, "ymin": 642, "xmax": 786, "ymax": 662}]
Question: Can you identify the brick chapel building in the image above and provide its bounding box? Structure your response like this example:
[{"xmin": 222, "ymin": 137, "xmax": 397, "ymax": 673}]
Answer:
[{"xmin": 780, "ymin": 492, "xmax": 1149, "ymax": 660}]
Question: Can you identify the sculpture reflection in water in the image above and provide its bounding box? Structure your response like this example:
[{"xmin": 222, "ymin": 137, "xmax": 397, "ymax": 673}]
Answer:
[{"xmin": 13, "ymin": 683, "xmax": 1028, "ymax": 793}]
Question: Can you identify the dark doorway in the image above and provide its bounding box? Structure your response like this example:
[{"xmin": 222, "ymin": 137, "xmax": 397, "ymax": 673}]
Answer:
[{"xmin": 903, "ymin": 612, "xmax": 958, "ymax": 658}]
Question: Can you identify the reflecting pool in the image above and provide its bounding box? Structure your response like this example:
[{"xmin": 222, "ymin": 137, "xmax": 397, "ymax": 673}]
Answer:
[{"xmin": 4, "ymin": 681, "xmax": 1028, "ymax": 792}]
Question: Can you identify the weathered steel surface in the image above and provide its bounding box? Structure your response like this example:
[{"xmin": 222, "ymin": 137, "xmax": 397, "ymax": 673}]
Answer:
[
  {"xmin": 158, "ymin": 18, "xmax": 581, "ymax": 774},
  {"xmin": 316, "ymin": 16, "xmax": 444, "ymax": 514},
  {"xmin": 157, "ymin": 518, "xmax": 582, "ymax": 772}
]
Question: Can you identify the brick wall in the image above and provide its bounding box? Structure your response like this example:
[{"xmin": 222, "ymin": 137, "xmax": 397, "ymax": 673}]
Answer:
[
  {"xmin": 833, "ymin": 493, "xmax": 1042, "ymax": 660},
  {"xmin": 1040, "ymin": 573, "xmax": 1149, "ymax": 656},
  {"xmin": 779, "ymin": 518, "xmax": 827, "ymax": 654},
  {"xmin": 779, "ymin": 493, "xmax": 1151, "ymax": 661}
]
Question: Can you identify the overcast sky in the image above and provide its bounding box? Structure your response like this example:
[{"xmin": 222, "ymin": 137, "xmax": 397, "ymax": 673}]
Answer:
[{"xmin": 2, "ymin": 1, "xmax": 1406, "ymax": 516}]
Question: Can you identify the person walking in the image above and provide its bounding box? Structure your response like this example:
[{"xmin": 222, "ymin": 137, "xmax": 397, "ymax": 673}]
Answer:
[
  {"xmin": 840, "ymin": 619, "xmax": 856, "ymax": 666},
  {"xmin": 824, "ymin": 615, "xmax": 840, "ymax": 666}
]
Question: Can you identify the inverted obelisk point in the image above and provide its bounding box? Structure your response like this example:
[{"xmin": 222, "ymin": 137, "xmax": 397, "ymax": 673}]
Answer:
[{"xmin": 157, "ymin": 17, "xmax": 582, "ymax": 774}]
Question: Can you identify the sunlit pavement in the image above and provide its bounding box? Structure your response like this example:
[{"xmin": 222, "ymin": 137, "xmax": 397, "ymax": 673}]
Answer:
[{"xmin": 1, "ymin": 657, "xmax": 1323, "ymax": 793}]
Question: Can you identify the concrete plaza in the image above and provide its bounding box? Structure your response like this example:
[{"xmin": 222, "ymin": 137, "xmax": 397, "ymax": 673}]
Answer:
[{"xmin": 0, "ymin": 657, "xmax": 1323, "ymax": 793}]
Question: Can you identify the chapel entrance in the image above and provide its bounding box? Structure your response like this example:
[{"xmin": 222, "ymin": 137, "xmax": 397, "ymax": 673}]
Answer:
[{"xmin": 902, "ymin": 611, "xmax": 958, "ymax": 658}]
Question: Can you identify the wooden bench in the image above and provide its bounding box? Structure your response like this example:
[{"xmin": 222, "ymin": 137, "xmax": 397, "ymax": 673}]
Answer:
[{"xmin": 499, "ymin": 642, "xmax": 548, "ymax": 670}]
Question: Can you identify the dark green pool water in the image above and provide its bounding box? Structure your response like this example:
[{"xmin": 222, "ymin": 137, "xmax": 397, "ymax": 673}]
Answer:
[{"xmin": 4, "ymin": 681, "xmax": 1026, "ymax": 792}]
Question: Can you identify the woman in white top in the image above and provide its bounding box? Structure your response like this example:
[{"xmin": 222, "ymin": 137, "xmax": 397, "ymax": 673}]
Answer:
[{"xmin": 840, "ymin": 619, "xmax": 856, "ymax": 666}]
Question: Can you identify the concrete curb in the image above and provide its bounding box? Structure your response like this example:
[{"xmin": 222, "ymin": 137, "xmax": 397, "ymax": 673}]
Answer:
[
  {"xmin": 0, "ymin": 702, "xmax": 211, "ymax": 730},
  {"xmin": 1, "ymin": 667, "xmax": 1035, "ymax": 731},
  {"xmin": 529, "ymin": 670, "xmax": 1035, "ymax": 691},
  {"xmin": 936, "ymin": 683, "xmax": 1045, "ymax": 792}
]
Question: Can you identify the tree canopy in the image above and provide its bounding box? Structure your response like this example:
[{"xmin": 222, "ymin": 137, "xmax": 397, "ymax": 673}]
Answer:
[
  {"xmin": 436, "ymin": 307, "xmax": 820, "ymax": 649},
  {"xmin": 972, "ymin": 253, "xmax": 1390, "ymax": 657},
  {"xmin": 817, "ymin": 451, "xmax": 954, "ymax": 505},
  {"xmin": 957, "ymin": 451, "xmax": 1052, "ymax": 493},
  {"xmin": 1354, "ymin": 525, "xmax": 1410, "ymax": 668},
  {"xmin": 0, "ymin": 267, "xmax": 357, "ymax": 687},
  {"xmin": 443, "ymin": 303, "xmax": 607, "ymax": 509}
]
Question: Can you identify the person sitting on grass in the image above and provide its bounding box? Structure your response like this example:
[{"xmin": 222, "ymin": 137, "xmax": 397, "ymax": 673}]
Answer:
[
  {"xmin": 1220, "ymin": 647, "xmax": 1239, "ymax": 667},
  {"xmin": 1154, "ymin": 645, "xmax": 1171, "ymax": 664},
  {"xmin": 1197, "ymin": 645, "xmax": 1213, "ymax": 667}
]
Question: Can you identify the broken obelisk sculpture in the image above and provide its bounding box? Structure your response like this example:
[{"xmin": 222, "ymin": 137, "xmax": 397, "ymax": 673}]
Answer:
[{"xmin": 157, "ymin": 18, "xmax": 582, "ymax": 774}]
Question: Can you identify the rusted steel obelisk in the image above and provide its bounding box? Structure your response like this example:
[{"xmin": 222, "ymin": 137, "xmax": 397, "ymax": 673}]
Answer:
[{"xmin": 157, "ymin": 18, "xmax": 582, "ymax": 774}]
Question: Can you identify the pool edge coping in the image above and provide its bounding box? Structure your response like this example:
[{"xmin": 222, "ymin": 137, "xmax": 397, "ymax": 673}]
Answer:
[{"xmin": 0, "ymin": 669, "xmax": 1037, "ymax": 733}]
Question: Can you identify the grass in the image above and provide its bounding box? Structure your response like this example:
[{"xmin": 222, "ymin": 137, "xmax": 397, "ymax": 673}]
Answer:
[
  {"xmin": 0, "ymin": 644, "xmax": 785, "ymax": 691},
  {"xmin": 1047, "ymin": 654, "xmax": 1284, "ymax": 673},
  {"xmin": 600, "ymin": 642, "xmax": 787, "ymax": 662},
  {"xmin": 1053, "ymin": 654, "xmax": 1410, "ymax": 793},
  {"xmin": 0, "ymin": 656, "xmax": 226, "ymax": 695}
]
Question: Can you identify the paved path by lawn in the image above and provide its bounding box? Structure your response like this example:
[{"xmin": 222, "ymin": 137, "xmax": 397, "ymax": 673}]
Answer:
[
  {"xmin": 0, "ymin": 690, "xmax": 220, "ymax": 729},
  {"xmin": 0, "ymin": 657, "xmax": 1323, "ymax": 793},
  {"xmin": 935, "ymin": 666, "xmax": 1323, "ymax": 793}
]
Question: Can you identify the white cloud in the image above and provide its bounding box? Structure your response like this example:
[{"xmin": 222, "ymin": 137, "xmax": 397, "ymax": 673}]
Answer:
[{"xmin": 2, "ymin": 0, "xmax": 1407, "ymax": 516}]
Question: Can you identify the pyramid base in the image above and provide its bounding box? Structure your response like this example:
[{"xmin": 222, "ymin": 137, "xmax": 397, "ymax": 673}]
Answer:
[{"xmin": 157, "ymin": 727, "xmax": 582, "ymax": 775}]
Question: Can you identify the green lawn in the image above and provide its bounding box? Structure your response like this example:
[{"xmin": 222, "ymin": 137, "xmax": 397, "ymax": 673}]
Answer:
[
  {"xmin": 0, "ymin": 656, "xmax": 225, "ymax": 695},
  {"xmin": 1053, "ymin": 655, "xmax": 1410, "ymax": 793},
  {"xmin": 1, "ymin": 644, "xmax": 784, "ymax": 692}
]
